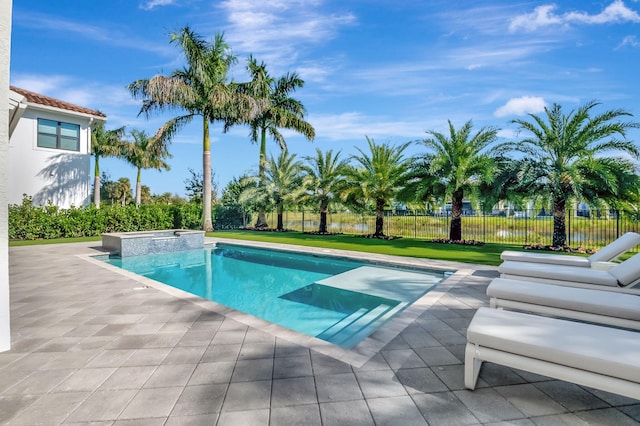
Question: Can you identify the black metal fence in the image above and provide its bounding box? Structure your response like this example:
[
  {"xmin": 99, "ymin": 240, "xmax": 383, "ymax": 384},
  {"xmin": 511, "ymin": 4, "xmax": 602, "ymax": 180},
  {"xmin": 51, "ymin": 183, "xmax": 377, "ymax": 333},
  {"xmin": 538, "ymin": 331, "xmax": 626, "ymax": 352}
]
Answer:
[{"xmin": 255, "ymin": 209, "xmax": 640, "ymax": 250}]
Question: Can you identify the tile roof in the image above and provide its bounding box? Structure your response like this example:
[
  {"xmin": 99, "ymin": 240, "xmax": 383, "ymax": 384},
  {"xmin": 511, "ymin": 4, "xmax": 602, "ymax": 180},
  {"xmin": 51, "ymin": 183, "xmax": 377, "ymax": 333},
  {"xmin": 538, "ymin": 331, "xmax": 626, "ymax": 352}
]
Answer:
[{"xmin": 10, "ymin": 86, "xmax": 107, "ymax": 118}]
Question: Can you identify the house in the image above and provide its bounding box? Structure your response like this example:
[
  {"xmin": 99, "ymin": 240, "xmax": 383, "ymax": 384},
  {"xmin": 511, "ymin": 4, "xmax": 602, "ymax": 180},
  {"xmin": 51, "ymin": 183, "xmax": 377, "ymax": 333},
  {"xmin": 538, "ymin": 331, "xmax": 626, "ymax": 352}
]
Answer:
[{"xmin": 8, "ymin": 87, "xmax": 106, "ymax": 208}]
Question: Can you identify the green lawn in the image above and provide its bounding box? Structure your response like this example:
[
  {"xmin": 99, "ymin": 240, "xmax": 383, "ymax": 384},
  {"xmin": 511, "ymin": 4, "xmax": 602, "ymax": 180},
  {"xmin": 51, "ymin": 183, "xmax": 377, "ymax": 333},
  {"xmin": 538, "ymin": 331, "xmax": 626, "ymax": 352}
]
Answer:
[
  {"xmin": 9, "ymin": 236, "xmax": 102, "ymax": 246},
  {"xmin": 207, "ymin": 230, "xmax": 573, "ymax": 266}
]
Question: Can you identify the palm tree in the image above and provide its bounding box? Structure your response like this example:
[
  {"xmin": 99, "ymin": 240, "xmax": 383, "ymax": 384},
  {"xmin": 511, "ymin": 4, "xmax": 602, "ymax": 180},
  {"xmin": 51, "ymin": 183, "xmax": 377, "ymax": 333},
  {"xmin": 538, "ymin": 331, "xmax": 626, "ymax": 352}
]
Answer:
[
  {"xmin": 239, "ymin": 57, "xmax": 315, "ymax": 227},
  {"xmin": 91, "ymin": 123, "xmax": 125, "ymax": 208},
  {"xmin": 301, "ymin": 148, "xmax": 349, "ymax": 233},
  {"xmin": 121, "ymin": 129, "xmax": 171, "ymax": 207},
  {"xmin": 342, "ymin": 137, "xmax": 411, "ymax": 238},
  {"xmin": 240, "ymin": 151, "xmax": 303, "ymax": 231},
  {"xmin": 128, "ymin": 27, "xmax": 261, "ymax": 231},
  {"xmin": 504, "ymin": 101, "xmax": 640, "ymax": 247},
  {"xmin": 413, "ymin": 120, "xmax": 498, "ymax": 241}
]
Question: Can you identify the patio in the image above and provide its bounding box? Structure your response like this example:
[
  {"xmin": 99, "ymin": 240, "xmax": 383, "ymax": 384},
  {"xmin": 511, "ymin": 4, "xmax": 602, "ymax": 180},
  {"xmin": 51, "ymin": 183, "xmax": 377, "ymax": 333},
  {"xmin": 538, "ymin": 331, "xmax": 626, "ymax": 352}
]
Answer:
[{"xmin": 2, "ymin": 239, "xmax": 639, "ymax": 425}]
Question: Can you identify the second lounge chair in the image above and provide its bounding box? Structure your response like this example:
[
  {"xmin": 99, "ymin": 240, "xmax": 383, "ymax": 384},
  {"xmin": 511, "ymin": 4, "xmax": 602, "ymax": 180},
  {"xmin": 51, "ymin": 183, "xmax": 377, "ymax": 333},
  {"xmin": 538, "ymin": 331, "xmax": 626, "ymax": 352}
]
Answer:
[
  {"xmin": 499, "ymin": 252, "xmax": 640, "ymax": 293},
  {"xmin": 500, "ymin": 232, "xmax": 640, "ymax": 268}
]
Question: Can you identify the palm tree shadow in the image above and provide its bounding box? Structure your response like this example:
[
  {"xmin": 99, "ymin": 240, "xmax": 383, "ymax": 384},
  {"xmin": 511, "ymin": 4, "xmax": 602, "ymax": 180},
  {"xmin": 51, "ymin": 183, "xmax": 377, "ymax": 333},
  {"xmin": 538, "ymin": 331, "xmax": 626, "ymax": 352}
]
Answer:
[{"xmin": 33, "ymin": 153, "xmax": 90, "ymax": 207}]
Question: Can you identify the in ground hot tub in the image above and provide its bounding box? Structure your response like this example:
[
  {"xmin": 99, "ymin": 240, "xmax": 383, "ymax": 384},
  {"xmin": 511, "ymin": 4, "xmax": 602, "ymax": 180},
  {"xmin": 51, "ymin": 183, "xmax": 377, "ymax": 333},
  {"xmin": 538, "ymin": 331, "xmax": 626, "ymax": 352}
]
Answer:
[{"xmin": 101, "ymin": 229, "xmax": 205, "ymax": 257}]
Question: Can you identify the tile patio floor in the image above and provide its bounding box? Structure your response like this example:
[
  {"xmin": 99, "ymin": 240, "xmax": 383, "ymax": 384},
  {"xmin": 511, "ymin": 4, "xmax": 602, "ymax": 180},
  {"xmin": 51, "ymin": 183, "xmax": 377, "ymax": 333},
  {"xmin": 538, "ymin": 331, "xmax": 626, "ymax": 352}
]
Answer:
[{"xmin": 2, "ymin": 239, "xmax": 639, "ymax": 425}]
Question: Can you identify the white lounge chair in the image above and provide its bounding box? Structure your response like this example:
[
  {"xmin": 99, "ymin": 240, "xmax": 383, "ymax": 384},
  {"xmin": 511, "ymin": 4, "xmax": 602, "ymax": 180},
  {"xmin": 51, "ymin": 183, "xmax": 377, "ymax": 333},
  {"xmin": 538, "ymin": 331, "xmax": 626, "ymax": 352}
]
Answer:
[
  {"xmin": 465, "ymin": 307, "xmax": 640, "ymax": 400},
  {"xmin": 487, "ymin": 278, "xmax": 640, "ymax": 330},
  {"xmin": 500, "ymin": 232, "xmax": 640, "ymax": 268},
  {"xmin": 498, "ymin": 252, "xmax": 640, "ymax": 294}
]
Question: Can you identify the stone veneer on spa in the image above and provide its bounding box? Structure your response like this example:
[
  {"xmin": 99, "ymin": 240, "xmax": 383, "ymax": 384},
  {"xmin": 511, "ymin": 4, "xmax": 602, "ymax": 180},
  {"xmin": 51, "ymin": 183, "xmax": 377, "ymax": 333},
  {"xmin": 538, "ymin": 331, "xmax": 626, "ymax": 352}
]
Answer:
[{"xmin": 101, "ymin": 229, "xmax": 205, "ymax": 257}]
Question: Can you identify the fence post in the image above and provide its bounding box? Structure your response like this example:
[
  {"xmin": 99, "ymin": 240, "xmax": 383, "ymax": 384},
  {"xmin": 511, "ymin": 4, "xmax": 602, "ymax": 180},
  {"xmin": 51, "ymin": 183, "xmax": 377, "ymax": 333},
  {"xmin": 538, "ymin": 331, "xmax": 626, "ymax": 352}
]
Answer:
[
  {"xmin": 567, "ymin": 210, "xmax": 571, "ymax": 247},
  {"xmin": 482, "ymin": 204, "xmax": 486, "ymax": 242},
  {"xmin": 616, "ymin": 209, "xmax": 620, "ymax": 239},
  {"xmin": 302, "ymin": 211, "xmax": 304, "ymax": 233},
  {"xmin": 414, "ymin": 211, "xmax": 417, "ymax": 238}
]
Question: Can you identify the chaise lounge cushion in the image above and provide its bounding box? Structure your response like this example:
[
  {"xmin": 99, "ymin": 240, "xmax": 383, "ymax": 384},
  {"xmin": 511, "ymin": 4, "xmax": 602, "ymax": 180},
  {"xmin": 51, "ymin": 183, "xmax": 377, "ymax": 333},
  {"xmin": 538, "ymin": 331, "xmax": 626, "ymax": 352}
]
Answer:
[
  {"xmin": 486, "ymin": 278, "xmax": 640, "ymax": 322},
  {"xmin": 589, "ymin": 232, "xmax": 640, "ymax": 263},
  {"xmin": 500, "ymin": 251, "xmax": 589, "ymax": 267},
  {"xmin": 609, "ymin": 253, "xmax": 640, "ymax": 286},
  {"xmin": 467, "ymin": 308, "xmax": 640, "ymax": 383},
  {"xmin": 498, "ymin": 261, "xmax": 620, "ymax": 287}
]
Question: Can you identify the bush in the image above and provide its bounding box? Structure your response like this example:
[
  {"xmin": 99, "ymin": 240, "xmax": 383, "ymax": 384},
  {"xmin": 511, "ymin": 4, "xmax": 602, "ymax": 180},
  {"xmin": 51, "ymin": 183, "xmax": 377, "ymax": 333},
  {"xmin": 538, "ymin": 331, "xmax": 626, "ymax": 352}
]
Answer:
[
  {"xmin": 214, "ymin": 204, "xmax": 248, "ymax": 229},
  {"xmin": 8, "ymin": 196, "xmax": 205, "ymax": 240}
]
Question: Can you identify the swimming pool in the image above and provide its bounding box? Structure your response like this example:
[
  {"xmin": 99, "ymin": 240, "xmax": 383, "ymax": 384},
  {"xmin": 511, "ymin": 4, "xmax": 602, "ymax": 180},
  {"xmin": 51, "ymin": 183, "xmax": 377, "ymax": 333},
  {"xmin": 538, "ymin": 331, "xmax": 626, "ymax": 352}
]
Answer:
[{"xmin": 102, "ymin": 244, "xmax": 446, "ymax": 348}]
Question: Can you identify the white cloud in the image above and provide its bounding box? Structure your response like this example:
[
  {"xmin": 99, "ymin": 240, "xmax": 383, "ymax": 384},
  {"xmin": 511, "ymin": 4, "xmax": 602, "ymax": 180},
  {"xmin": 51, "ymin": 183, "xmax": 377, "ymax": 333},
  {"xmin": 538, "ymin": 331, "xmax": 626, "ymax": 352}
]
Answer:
[
  {"xmin": 218, "ymin": 0, "xmax": 355, "ymax": 70},
  {"xmin": 509, "ymin": 1, "xmax": 640, "ymax": 32},
  {"xmin": 617, "ymin": 35, "xmax": 640, "ymax": 48},
  {"xmin": 140, "ymin": 0, "xmax": 176, "ymax": 10},
  {"xmin": 509, "ymin": 5, "xmax": 564, "ymax": 33},
  {"xmin": 494, "ymin": 96, "xmax": 547, "ymax": 118},
  {"xmin": 13, "ymin": 11, "xmax": 173, "ymax": 56}
]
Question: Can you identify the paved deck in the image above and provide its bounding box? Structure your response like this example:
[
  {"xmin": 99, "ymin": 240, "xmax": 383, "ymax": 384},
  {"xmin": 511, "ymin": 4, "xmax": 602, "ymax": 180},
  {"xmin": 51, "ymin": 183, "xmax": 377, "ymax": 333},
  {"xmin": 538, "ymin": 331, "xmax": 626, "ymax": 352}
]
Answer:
[{"xmin": 2, "ymin": 239, "xmax": 639, "ymax": 425}]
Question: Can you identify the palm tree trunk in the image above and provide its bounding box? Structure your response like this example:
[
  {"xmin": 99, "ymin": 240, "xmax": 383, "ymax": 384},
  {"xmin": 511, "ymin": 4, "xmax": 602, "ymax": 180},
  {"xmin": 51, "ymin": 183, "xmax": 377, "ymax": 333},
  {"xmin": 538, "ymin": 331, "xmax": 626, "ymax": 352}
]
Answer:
[
  {"xmin": 319, "ymin": 199, "xmax": 329, "ymax": 233},
  {"xmin": 277, "ymin": 203, "xmax": 284, "ymax": 231},
  {"xmin": 450, "ymin": 189, "xmax": 463, "ymax": 241},
  {"xmin": 202, "ymin": 118, "xmax": 214, "ymax": 232},
  {"xmin": 255, "ymin": 126, "xmax": 268, "ymax": 228},
  {"xmin": 94, "ymin": 156, "xmax": 100, "ymax": 209},
  {"xmin": 375, "ymin": 198, "xmax": 385, "ymax": 237},
  {"xmin": 552, "ymin": 197, "xmax": 567, "ymax": 247},
  {"xmin": 135, "ymin": 168, "xmax": 141, "ymax": 207}
]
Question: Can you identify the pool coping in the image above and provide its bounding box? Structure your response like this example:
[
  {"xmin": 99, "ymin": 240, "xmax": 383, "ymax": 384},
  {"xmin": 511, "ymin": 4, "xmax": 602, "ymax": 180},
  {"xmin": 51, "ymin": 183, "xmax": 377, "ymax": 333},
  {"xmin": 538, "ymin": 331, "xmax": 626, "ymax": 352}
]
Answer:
[{"xmin": 80, "ymin": 237, "xmax": 491, "ymax": 368}]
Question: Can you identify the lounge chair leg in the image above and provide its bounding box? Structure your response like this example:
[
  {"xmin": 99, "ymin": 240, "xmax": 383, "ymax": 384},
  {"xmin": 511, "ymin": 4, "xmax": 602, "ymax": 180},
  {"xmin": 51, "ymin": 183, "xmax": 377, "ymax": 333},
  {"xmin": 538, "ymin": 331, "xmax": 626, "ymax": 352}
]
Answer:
[
  {"xmin": 490, "ymin": 298, "xmax": 498, "ymax": 309},
  {"xmin": 464, "ymin": 342, "xmax": 482, "ymax": 390}
]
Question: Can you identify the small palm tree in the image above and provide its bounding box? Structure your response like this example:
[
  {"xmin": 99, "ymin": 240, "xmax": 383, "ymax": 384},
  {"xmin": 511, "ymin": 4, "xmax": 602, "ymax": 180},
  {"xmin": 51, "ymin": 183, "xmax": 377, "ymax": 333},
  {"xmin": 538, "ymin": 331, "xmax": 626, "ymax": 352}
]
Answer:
[
  {"xmin": 241, "ymin": 151, "xmax": 304, "ymax": 231},
  {"xmin": 91, "ymin": 123, "xmax": 125, "ymax": 208},
  {"xmin": 301, "ymin": 148, "xmax": 349, "ymax": 233},
  {"xmin": 239, "ymin": 57, "xmax": 315, "ymax": 227},
  {"xmin": 504, "ymin": 101, "xmax": 640, "ymax": 246},
  {"xmin": 342, "ymin": 137, "xmax": 411, "ymax": 237},
  {"xmin": 128, "ymin": 27, "xmax": 261, "ymax": 231},
  {"xmin": 121, "ymin": 129, "xmax": 171, "ymax": 207},
  {"xmin": 414, "ymin": 120, "xmax": 498, "ymax": 241}
]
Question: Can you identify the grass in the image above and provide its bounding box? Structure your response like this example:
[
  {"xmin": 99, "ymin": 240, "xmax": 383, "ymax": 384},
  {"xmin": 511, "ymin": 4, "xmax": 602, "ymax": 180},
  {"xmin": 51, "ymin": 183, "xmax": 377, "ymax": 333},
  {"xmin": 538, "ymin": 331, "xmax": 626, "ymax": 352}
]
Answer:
[
  {"xmin": 207, "ymin": 230, "xmax": 563, "ymax": 266},
  {"xmin": 9, "ymin": 236, "xmax": 101, "ymax": 246}
]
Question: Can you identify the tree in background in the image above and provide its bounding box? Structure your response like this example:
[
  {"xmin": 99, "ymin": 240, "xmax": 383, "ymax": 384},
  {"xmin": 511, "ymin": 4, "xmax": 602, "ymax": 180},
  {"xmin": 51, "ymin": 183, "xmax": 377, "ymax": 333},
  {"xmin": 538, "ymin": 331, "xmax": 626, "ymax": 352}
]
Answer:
[
  {"xmin": 414, "ymin": 120, "xmax": 498, "ymax": 241},
  {"xmin": 103, "ymin": 177, "xmax": 133, "ymax": 207},
  {"xmin": 91, "ymin": 123, "xmax": 125, "ymax": 208},
  {"xmin": 503, "ymin": 101, "xmax": 640, "ymax": 246},
  {"xmin": 236, "ymin": 57, "xmax": 315, "ymax": 227},
  {"xmin": 184, "ymin": 168, "xmax": 218, "ymax": 205},
  {"xmin": 121, "ymin": 129, "xmax": 172, "ymax": 207},
  {"xmin": 342, "ymin": 138, "xmax": 411, "ymax": 238},
  {"xmin": 300, "ymin": 149, "xmax": 349, "ymax": 233},
  {"xmin": 240, "ymin": 151, "xmax": 303, "ymax": 231},
  {"xmin": 129, "ymin": 27, "xmax": 262, "ymax": 231}
]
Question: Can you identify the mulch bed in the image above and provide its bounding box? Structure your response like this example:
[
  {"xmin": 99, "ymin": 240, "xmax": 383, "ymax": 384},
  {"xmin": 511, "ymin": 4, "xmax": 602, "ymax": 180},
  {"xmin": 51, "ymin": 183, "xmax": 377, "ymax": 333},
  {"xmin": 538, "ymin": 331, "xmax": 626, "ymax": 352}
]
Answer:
[
  {"xmin": 523, "ymin": 244, "xmax": 596, "ymax": 254},
  {"xmin": 239, "ymin": 227, "xmax": 292, "ymax": 232},
  {"xmin": 356, "ymin": 234, "xmax": 401, "ymax": 241},
  {"xmin": 430, "ymin": 238, "xmax": 485, "ymax": 246},
  {"xmin": 302, "ymin": 231, "xmax": 343, "ymax": 236}
]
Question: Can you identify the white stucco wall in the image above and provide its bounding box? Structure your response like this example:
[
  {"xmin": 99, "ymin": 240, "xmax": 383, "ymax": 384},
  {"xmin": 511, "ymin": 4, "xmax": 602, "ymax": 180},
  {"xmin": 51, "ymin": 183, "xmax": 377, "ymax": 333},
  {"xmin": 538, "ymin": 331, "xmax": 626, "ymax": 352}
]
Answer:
[
  {"xmin": 1, "ymin": 0, "xmax": 13, "ymax": 352},
  {"xmin": 9, "ymin": 107, "xmax": 93, "ymax": 208}
]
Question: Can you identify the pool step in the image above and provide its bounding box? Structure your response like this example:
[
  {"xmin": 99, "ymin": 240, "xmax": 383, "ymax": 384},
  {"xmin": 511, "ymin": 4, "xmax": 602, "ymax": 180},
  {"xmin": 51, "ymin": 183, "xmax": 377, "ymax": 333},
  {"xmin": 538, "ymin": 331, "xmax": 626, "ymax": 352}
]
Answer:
[{"xmin": 318, "ymin": 304, "xmax": 392, "ymax": 346}]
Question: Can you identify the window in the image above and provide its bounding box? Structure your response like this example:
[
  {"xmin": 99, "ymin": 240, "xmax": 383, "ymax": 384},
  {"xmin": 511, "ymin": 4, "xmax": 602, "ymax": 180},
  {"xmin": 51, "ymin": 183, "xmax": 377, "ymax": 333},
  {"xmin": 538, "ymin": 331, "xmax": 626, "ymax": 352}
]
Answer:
[{"xmin": 37, "ymin": 119, "xmax": 80, "ymax": 151}]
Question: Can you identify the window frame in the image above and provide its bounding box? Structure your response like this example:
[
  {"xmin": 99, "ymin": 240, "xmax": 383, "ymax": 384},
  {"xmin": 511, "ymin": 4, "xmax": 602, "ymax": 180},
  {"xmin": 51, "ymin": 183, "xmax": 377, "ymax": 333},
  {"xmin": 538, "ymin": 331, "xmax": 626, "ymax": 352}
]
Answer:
[{"xmin": 37, "ymin": 118, "xmax": 81, "ymax": 152}]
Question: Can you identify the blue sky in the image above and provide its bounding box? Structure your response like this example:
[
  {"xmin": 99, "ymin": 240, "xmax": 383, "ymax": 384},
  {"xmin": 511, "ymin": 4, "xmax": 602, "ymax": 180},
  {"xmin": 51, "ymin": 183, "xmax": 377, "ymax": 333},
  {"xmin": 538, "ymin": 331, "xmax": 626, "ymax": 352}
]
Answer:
[{"xmin": 10, "ymin": 0, "xmax": 640, "ymax": 197}]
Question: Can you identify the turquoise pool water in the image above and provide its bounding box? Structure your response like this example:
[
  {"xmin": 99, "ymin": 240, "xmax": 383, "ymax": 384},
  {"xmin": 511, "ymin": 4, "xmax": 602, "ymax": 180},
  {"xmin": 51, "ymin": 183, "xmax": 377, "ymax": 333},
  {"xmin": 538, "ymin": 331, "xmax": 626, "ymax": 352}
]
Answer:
[{"xmin": 103, "ymin": 244, "xmax": 445, "ymax": 348}]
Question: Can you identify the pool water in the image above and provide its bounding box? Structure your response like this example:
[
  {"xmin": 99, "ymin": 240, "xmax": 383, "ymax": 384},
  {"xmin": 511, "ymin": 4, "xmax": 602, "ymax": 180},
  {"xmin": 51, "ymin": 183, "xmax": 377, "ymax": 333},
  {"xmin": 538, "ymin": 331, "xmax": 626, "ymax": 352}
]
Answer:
[{"xmin": 103, "ymin": 244, "xmax": 445, "ymax": 348}]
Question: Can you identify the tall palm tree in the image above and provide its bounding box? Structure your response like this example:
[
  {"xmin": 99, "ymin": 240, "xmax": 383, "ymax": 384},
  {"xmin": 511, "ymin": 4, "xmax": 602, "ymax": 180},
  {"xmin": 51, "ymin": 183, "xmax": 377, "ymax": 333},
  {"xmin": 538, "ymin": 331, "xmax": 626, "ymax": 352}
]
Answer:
[
  {"xmin": 503, "ymin": 101, "xmax": 640, "ymax": 247},
  {"xmin": 342, "ymin": 137, "xmax": 411, "ymax": 238},
  {"xmin": 240, "ymin": 151, "xmax": 303, "ymax": 231},
  {"xmin": 121, "ymin": 129, "xmax": 171, "ymax": 207},
  {"xmin": 413, "ymin": 120, "xmax": 498, "ymax": 241},
  {"xmin": 128, "ymin": 27, "xmax": 261, "ymax": 231},
  {"xmin": 91, "ymin": 123, "xmax": 125, "ymax": 209},
  {"xmin": 240, "ymin": 57, "xmax": 315, "ymax": 227},
  {"xmin": 301, "ymin": 148, "xmax": 349, "ymax": 233}
]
